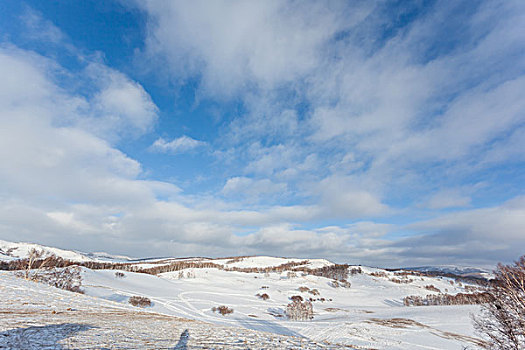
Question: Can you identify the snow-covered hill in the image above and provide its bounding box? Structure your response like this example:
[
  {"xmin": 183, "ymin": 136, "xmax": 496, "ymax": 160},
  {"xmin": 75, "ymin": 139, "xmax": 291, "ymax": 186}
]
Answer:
[
  {"xmin": 79, "ymin": 265, "xmax": 486, "ymax": 349},
  {"xmin": 0, "ymin": 273, "xmax": 335, "ymax": 349},
  {"xmin": 0, "ymin": 239, "xmax": 134, "ymax": 263},
  {"xmin": 0, "ymin": 240, "xmax": 489, "ymax": 349}
]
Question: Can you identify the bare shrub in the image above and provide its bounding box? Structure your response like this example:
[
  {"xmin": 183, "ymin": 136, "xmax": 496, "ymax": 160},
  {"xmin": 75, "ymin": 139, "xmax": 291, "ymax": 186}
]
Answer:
[
  {"xmin": 425, "ymin": 285, "xmax": 441, "ymax": 293},
  {"xmin": 20, "ymin": 266, "xmax": 84, "ymax": 293},
  {"xmin": 256, "ymin": 293, "xmax": 270, "ymax": 300},
  {"xmin": 298, "ymin": 286, "xmax": 310, "ymax": 293},
  {"xmin": 225, "ymin": 256, "xmax": 245, "ymax": 264},
  {"xmin": 286, "ymin": 300, "xmax": 313, "ymax": 321},
  {"xmin": 394, "ymin": 270, "xmax": 420, "ymax": 277},
  {"xmin": 287, "ymin": 271, "xmax": 297, "ymax": 278},
  {"xmin": 329, "ymin": 280, "xmax": 351, "ymax": 288},
  {"xmin": 370, "ymin": 271, "xmax": 388, "ymax": 278},
  {"xmin": 464, "ymin": 285, "xmax": 478, "ymax": 292},
  {"xmin": 308, "ymin": 288, "xmax": 320, "ymax": 296},
  {"xmin": 349, "ymin": 267, "xmax": 363, "ymax": 275},
  {"xmin": 212, "ymin": 305, "xmax": 234, "ymax": 315},
  {"xmin": 129, "ymin": 296, "xmax": 152, "ymax": 307},
  {"xmin": 115, "ymin": 271, "xmax": 125, "ymax": 278},
  {"xmin": 390, "ymin": 278, "xmax": 413, "ymax": 284},
  {"xmin": 474, "ymin": 256, "xmax": 525, "ymax": 349},
  {"xmin": 290, "ymin": 295, "xmax": 303, "ymax": 302},
  {"xmin": 310, "ymin": 264, "xmax": 349, "ymax": 281}
]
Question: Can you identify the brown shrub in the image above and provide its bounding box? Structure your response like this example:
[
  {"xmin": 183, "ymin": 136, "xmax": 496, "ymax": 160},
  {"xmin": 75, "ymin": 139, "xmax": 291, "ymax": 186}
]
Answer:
[
  {"xmin": 425, "ymin": 285, "xmax": 441, "ymax": 293},
  {"xmin": 129, "ymin": 296, "xmax": 152, "ymax": 307},
  {"xmin": 349, "ymin": 267, "xmax": 363, "ymax": 275},
  {"xmin": 212, "ymin": 305, "xmax": 234, "ymax": 315},
  {"xmin": 290, "ymin": 295, "xmax": 303, "ymax": 302},
  {"xmin": 370, "ymin": 271, "xmax": 388, "ymax": 278},
  {"xmin": 256, "ymin": 293, "xmax": 270, "ymax": 300},
  {"xmin": 390, "ymin": 278, "xmax": 413, "ymax": 284},
  {"xmin": 309, "ymin": 288, "xmax": 320, "ymax": 296}
]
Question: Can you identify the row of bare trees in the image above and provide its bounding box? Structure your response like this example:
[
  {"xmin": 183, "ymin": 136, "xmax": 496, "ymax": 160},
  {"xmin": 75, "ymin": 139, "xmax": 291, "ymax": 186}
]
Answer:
[{"xmin": 403, "ymin": 292, "xmax": 493, "ymax": 306}]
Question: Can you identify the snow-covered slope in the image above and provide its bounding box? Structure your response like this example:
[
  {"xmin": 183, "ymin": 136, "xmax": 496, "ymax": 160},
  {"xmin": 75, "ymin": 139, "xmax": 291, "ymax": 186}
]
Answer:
[
  {"xmin": 0, "ymin": 272, "xmax": 336, "ymax": 349},
  {"xmin": 0, "ymin": 240, "xmax": 94, "ymax": 262},
  {"xmin": 0, "ymin": 239, "xmax": 489, "ymax": 349},
  {"xmin": 80, "ymin": 265, "xmax": 485, "ymax": 349}
]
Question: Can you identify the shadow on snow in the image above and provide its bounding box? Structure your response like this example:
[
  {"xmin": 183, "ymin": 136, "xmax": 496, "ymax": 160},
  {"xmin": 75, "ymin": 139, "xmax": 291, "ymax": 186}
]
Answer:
[{"xmin": 0, "ymin": 323, "xmax": 94, "ymax": 349}]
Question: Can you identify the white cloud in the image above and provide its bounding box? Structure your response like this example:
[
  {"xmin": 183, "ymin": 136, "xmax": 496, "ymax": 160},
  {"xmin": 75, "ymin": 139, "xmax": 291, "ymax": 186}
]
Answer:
[
  {"xmin": 424, "ymin": 189, "xmax": 471, "ymax": 210},
  {"xmin": 315, "ymin": 175, "xmax": 388, "ymax": 219},
  {"xmin": 150, "ymin": 136, "xmax": 206, "ymax": 154},
  {"xmin": 138, "ymin": 0, "xmax": 374, "ymax": 98},
  {"xmin": 222, "ymin": 177, "xmax": 287, "ymax": 200},
  {"xmin": 136, "ymin": 0, "xmax": 525, "ymax": 192},
  {"xmin": 1, "ymin": 2, "xmax": 524, "ymax": 267},
  {"xmin": 21, "ymin": 8, "xmax": 65, "ymax": 44},
  {"xmin": 81, "ymin": 63, "xmax": 159, "ymax": 140}
]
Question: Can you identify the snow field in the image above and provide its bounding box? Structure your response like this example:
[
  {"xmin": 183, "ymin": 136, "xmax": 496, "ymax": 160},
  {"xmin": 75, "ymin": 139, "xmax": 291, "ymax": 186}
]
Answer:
[
  {"xmin": 0, "ymin": 272, "xmax": 346, "ymax": 349},
  {"xmin": 81, "ymin": 265, "xmax": 484, "ymax": 349}
]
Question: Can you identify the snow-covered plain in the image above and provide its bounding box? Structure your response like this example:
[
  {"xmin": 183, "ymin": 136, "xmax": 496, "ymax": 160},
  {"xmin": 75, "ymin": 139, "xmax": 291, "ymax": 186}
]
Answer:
[{"xmin": 0, "ymin": 241, "xmax": 488, "ymax": 349}]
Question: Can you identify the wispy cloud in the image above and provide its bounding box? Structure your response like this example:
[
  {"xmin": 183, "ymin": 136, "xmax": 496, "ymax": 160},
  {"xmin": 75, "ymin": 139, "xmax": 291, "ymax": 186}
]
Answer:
[
  {"xmin": 150, "ymin": 136, "xmax": 206, "ymax": 154},
  {"xmin": 21, "ymin": 8, "xmax": 65, "ymax": 44}
]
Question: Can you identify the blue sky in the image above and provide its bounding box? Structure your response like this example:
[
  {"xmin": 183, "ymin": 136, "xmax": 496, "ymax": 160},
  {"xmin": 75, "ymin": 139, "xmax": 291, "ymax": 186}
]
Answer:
[{"xmin": 0, "ymin": 0, "xmax": 524, "ymax": 267}]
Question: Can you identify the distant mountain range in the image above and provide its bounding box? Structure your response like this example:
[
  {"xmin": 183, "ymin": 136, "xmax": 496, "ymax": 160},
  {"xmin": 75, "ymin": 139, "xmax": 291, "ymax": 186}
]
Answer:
[{"xmin": 401, "ymin": 265, "xmax": 492, "ymax": 279}]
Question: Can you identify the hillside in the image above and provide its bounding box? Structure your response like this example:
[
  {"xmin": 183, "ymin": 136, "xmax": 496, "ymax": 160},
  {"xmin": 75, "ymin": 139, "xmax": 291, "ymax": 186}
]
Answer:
[
  {"xmin": 0, "ymin": 273, "xmax": 337, "ymax": 349},
  {"xmin": 0, "ymin": 240, "xmax": 489, "ymax": 349}
]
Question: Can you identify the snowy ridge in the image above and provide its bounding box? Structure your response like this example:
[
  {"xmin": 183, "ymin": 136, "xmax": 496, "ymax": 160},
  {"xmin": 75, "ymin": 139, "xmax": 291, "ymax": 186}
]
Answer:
[
  {"xmin": 0, "ymin": 240, "xmax": 135, "ymax": 263},
  {"xmin": 0, "ymin": 240, "xmax": 335, "ymax": 270},
  {"xmin": 0, "ymin": 240, "xmax": 95, "ymax": 262}
]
